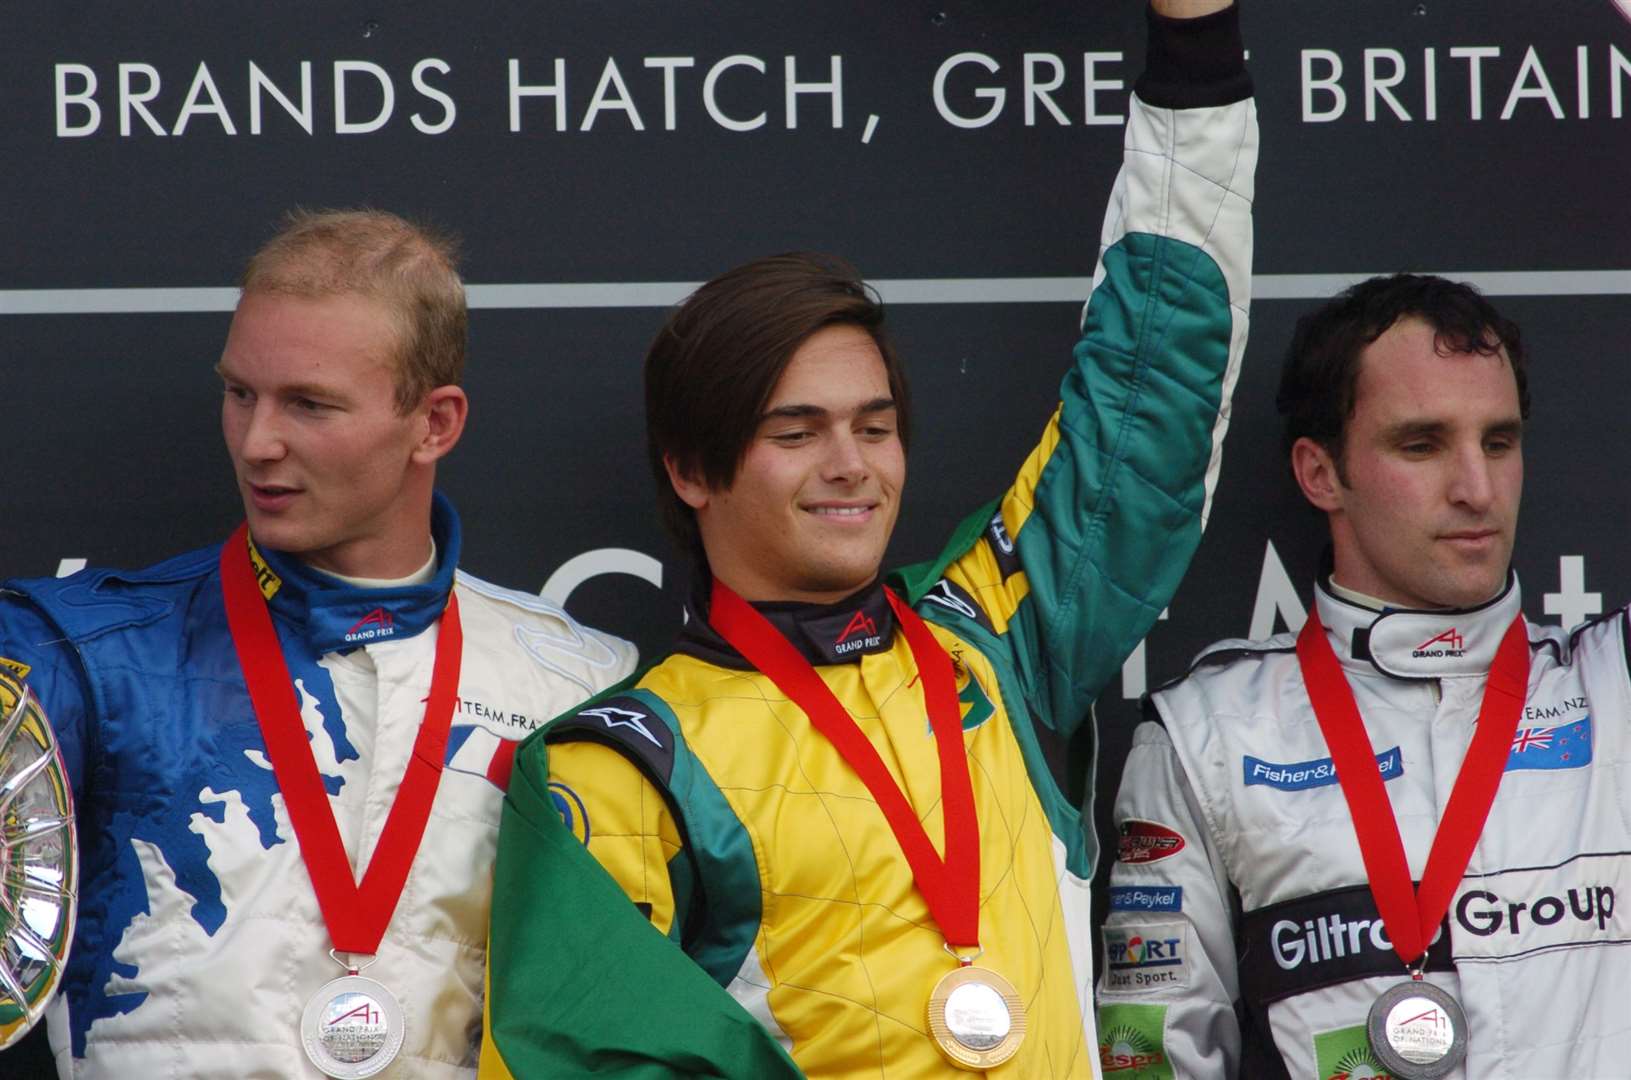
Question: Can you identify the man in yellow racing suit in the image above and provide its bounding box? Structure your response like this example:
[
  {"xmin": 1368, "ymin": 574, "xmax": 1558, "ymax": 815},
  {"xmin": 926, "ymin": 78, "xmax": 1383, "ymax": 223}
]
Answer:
[{"xmin": 482, "ymin": 2, "xmax": 1256, "ymax": 1076}]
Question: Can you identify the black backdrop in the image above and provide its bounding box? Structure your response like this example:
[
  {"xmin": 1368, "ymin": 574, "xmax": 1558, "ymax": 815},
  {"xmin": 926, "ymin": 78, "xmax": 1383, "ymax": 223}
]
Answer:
[{"xmin": 5, "ymin": 1, "xmax": 1631, "ymax": 1068}]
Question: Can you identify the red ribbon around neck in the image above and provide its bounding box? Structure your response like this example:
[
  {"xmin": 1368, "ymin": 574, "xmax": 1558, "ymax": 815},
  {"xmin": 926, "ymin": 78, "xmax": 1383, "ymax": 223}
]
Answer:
[
  {"xmin": 1296, "ymin": 605, "xmax": 1528, "ymax": 967},
  {"xmin": 708, "ymin": 579, "xmax": 982, "ymax": 950},
  {"xmin": 220, "ymin": 524, "xmax": 462, "ymax": 956}
]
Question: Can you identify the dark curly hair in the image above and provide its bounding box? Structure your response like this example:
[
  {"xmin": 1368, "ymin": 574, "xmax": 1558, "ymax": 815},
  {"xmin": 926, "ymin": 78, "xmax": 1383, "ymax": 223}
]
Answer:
[{"xmin": 1276, "ymin": 273, "xmax": 1529, "ymax": 482}]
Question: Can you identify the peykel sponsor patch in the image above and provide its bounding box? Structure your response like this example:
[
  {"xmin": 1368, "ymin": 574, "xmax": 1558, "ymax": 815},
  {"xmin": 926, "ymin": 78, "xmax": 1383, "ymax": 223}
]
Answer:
[
  {"xmin": 1103, "ymin": 923, "xmax": 1189, "ymax": 993},
  {"xmin": 1243, "ymin": 746, "xmax": 1403, "ymax": 791},
  {"xmin": 1110, "ymin": 885, "xmax": 1183, "ymax": 913},
  {"xmin": 1117, "ymin": 819, "xmax": 1185, "ymax": 864},
  {"xmin": 0, "ymin": 656, "xmax": 32, "ymax": 680}
]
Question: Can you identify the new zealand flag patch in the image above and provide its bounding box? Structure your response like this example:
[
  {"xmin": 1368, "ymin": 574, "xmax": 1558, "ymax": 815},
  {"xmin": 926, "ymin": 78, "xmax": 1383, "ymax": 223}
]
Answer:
[{"xmin": 1505, "ymin": 716, "xmax": 1592, "ymax": 771}]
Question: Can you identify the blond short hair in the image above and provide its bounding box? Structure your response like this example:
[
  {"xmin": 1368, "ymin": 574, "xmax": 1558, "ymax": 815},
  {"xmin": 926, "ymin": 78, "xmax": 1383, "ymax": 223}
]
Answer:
[{"xmin": 241, "ymin": 208, "xmax": 466, "ymax": 412}]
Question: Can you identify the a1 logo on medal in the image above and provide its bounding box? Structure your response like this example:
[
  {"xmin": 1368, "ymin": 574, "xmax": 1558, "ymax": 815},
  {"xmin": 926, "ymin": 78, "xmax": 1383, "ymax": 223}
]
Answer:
[
  {"xmin": 300, "ymin": 975, "xmax": 406, "ymax": 1079},
  {"xmin": 1365, "ymin": 980, "xmax": 1468, "ymax": 1080}
]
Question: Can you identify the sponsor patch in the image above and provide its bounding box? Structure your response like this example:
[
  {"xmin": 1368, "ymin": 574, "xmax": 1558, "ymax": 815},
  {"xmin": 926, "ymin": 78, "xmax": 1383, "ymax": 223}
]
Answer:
[
  {"xmin": 549, "ymin": 781, "xmax": 591, "ymax": 845},
  {"xmin": 246, "ymin": 536, "xmax": 282, "ymax": 599},
  {"xmin": 1313, "ymin": 1023, "xmax": 1390, "ymax": 1080},
  {"xmin": 1097, "ymin": 1003, "xmax": 1174, "ymax": 1078},
  {"xmin": 1452, "ymin": 852, "xmax": 1624, "ymax": 961},
  {"xmin": 1103, "ymin": 923, "xmax": 1188, "ymax": 993},
  {"xmin": 986, "ymin": 508, "xmax": 1022, "ymax": 579},
  {"xmin": 1238, "ymin": 884, "xmax": 1452, "ymax": 1006},
  {"xmin": 1117, "ymin": 819, "xmax": 1186, "ymax": 864},
  {"xmin": 1243, "ymin": 746, "xmax": 1403, "ymax": 791},
  {"xmin": 1505, "ymin": 716, "xmax": 1592, "ymax": 772},
  {"xmin": 1110, "ymin": 885, "xmax": 1183, "ymax": 913},
  {"xmin": 0, "ymin": 656, "xmax": 32, "ymax": 680}
]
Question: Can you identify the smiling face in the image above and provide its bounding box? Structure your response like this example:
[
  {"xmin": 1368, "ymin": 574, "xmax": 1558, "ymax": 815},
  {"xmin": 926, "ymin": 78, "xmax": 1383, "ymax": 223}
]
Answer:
[
  {"xmin": 219, "ymin": 290, "xmax": 461, "ymax": 578},
  {"xmin": 670, "ymin": 323, "xmax": 906, "ymax": 604},
  {"xmin": 1293, "ymin": 316, "xmax": 1523, "ymax": 610}
]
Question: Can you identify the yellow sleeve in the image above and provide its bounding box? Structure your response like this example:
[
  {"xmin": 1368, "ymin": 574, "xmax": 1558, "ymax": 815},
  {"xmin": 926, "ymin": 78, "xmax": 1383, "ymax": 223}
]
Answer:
[{"xmin": 546, "ymin": 740, "xmax": 685, "ymax": 936}]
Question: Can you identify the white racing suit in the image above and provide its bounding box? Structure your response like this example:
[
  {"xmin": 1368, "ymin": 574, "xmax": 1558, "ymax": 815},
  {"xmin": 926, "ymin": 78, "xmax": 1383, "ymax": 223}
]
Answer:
[
  {"xmin": 0, "ymin": 495, "xmax": 636, "ymax": 1078},
  {"xmin": 1097, "ymin": 576, "xmax": 1631, "ymax": 1079}
]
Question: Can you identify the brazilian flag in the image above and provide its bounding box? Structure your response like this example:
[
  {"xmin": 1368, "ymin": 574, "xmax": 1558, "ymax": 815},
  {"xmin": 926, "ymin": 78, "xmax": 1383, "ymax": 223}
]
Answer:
[{"xmin": 479, "ymin": 742, "xmax": 802, "ymax": 1078}]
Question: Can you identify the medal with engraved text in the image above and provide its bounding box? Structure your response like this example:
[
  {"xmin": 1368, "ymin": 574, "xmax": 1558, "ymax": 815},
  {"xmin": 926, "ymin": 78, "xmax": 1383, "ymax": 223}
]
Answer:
[
  {"xmin": 300, "ymin": 972, "xmax": 406, "ymax": 1079},
  {"xmin": 927, "ymin": 964, "xmax": 1027, "ymax": 1069},
  {"xmin": 1365, "ymin": 977, "xmax": 1468, "ymax": 1079}
]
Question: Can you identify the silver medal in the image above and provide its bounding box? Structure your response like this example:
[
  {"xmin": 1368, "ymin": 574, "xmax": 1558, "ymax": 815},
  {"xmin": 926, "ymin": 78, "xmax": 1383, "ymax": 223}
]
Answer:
[
  {"xmin": 300, "ymin": 974, "xmax": 405, "ymax": 1079},
  {"xmin": 943, "ymin": 980, "xmax": 1011, "ymax": 1050},
  {"xmin": 1366, "ymin": 978, "xmax": 1468, "ymax": 1079},
  {"xmin": 927, "ymin": 964, "xmax": 1027, "ymax": 1070}
]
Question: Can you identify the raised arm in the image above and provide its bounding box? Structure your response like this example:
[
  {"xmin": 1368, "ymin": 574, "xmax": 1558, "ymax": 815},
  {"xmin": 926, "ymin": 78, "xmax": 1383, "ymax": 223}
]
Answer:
[{"xmin": 917, "ymin": 2, "xmax": 1257, "ymax": 735}]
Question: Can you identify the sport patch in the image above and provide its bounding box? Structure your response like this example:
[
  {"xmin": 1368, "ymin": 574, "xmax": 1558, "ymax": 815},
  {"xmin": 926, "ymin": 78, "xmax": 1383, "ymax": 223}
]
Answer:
[
  {"xmin": 1102, "ymin": 923, "xmax": 1188, "ymax": 993},
  {"xmin": 1505, "ymin": 716, "xmax": 1592, "ymax": 771},
  {"xmin": 549, "ymin": 781, "xmax": 591, "ymax": 845},
  {"xmin": 1243, "ymin": 746, "xmax": 1402, "ymax": 791},
  {"xmin": 1313, "ymin": 1023, "xmax": 1390, "ymax": 1080},
  {"xmin": 1097, "ymin": 1003, "xmax": 1174, "ymax": 1078},
  {"xmin": 1110, "ymin": 885, "xmax": 1183, "ymax": 913},
  {"xmin": 1117, "ymin": 819, "xmax": 1185, "ymax": 864},
  {"xmin": 0, "ymin": 656, "xmax": 32, "ymax": 680}
]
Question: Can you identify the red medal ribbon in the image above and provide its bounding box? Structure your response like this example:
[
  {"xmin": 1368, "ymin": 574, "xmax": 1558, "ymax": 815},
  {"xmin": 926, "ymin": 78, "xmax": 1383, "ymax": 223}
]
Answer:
[
  {"xmin": 1296, "ymin": 605, "xmax": 1528, "ymax": 966},
  {"xmin": 708, "ymin": 579, "xmax": 981, "ymax": 950},
  {"xmin": 220, "ymin": 524, "xmax": 462, "ymax": 956}
]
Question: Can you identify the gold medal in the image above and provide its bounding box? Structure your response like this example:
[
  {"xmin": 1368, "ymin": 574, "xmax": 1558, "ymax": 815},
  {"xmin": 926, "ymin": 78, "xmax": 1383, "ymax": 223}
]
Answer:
[{"xmin": 927, "ymin": 965, "xmax": 1027, "ymax": 1070}]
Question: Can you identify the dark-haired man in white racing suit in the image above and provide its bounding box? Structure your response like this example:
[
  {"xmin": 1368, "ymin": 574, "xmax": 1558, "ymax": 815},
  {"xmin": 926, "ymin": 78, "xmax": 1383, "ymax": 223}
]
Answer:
[{"xmin": 1097, "ymin": 275, "xmax": 1631, "ymax": 1079}]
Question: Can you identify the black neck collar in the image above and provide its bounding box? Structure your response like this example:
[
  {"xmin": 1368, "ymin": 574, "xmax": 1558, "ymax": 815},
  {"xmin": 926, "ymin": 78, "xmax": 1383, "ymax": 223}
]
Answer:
[{"xmin": 677, "ymin": 577, "xmax": 898, "ymax": 669}]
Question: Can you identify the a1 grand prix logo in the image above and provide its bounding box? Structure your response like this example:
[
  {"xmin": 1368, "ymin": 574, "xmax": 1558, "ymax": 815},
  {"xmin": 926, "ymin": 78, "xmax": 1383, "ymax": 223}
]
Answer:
[
  {"xmin": 833, "ymin": 609, "xmax": 880, "ymax": 655},
  {"xmin": 1412, "ymin": 627, "xmax": 1465, "ymax": 659}
]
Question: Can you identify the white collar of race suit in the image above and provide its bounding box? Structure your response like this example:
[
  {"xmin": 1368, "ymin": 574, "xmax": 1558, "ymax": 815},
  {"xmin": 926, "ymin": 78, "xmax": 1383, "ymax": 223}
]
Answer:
[
  {"xmin": 309, "ymin": 540, "xmax": 438, "ymax": 590},
  {"xmin": 1313, "ymin": 573, "xmax": 1523, "ymax": 681}
]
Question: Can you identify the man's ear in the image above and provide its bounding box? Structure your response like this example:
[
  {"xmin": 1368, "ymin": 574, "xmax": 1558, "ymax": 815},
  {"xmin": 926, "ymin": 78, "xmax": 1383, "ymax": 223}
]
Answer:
[
  {"xmin": 1290, "ymin": 436, "xmax": 1344, "ymax": 513},
  {"xmin": 412, "ymin": 386, "xmax": 469, "ymax": 465},
  {"xmin": 663, "ymin": 453, "xmax": 711, "ymax": 510}
]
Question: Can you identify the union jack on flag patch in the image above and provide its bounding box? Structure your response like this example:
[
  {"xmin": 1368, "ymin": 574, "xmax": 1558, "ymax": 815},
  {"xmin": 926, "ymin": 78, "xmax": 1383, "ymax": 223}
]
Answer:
[{"xmin": 1505, "ymin": 716, "xmax": 1593, "ymax": 772}]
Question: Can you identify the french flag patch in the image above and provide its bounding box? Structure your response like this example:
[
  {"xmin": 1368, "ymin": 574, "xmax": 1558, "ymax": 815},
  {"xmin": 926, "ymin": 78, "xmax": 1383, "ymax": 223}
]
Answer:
[{"xmin": 444, "ymin": 724, "xmax": 520, "ymax": 790}]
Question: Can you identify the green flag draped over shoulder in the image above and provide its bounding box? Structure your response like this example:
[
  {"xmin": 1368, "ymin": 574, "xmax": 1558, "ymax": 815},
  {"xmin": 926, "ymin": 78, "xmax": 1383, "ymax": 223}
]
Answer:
[{"xmin": 480, "ymin": 739, "xmax": 803, "ymax": 1079}]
